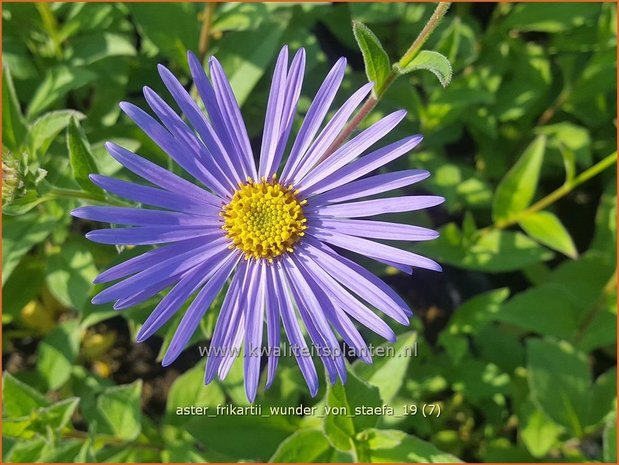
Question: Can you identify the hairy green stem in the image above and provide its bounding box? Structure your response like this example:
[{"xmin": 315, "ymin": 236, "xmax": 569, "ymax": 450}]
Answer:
[
  {"xmin": 398, "ymin": 2, "xmax": 452, "ymax": 68},
  {"xmin": 320, "ymin": 2, "xmax": 451, "ymax": 161},
  {"xmin": 198, "ymin": 3, "xmax": 217, "ymax": 63},
  {"xmin": 494, "ymin": 151, "xmax": 617, "ymax": 230}
]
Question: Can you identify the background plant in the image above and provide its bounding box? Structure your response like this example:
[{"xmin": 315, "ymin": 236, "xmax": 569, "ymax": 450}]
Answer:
[{"xmin": 2, "ymin": 2, "xmax": 617, "ymax": 463}]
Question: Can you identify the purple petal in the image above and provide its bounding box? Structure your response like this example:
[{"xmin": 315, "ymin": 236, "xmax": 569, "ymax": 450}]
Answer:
[
  {"xmin": 302, "ymin": 135, "xmax": 423, "ymax": 197},
  {"xmin": 209, "ymin": 57, "xmax": 257, "ymax": 179},
  {"xmin": 298, "ymin": 110, "xmax": 407, "ymax": 190},
  {"xmin": 93, "ymin": 239, "xmax": 207, "ymax": 284},
  {"xmin": 264, "ymin": 267, "xmax": 280, "ymax": 388},
  {"xmin": 72, "ymin": 206, "xmax": 218, "ymax": 227},
  {"xmin": 91, "ymin": 239, "xmax": 229, "ymax": 304},
  {"xmin": 282, "ymin": 257, "xmax": 346, "ymax": 384},
  {"xmin": 137, "ymin": 251, "xmax": 231, "ymax": 342},
  {"xmin": 309, "ymin": 169, "xmax": 430, "ymax": 205},
  {"xmin": 271, "ymin": 49, "xmax": 306, "ymax": 176},
  {"xmin": 271, "ymin": 262, "xmax": 318, "ymax": 396},
  {"xmin": 294, "ymin": 249, "xmax": 397, "ymax": 340},
  {"xmin": 291, "ymin": 82, "xmax": 374, "ymax": 184},
  {"xmin": 311, "ymin": 218, "xmax": 439, "ymax": 241},
  {"xmin": 86, "ymin": 226, "xmax": 221, "ymax": 246},
  {"xmin": 302, "ymin": 238, "xmax": 412, "ymax": 323},
  {"xmin": 105, "ymin": 142, "xmax": 220, "ymax": 206},
  {"xmin": 157, "ymin": 64, "xmax": 244, "ymax": 186},
  {"xmin": 142, "ymin": 87, "xmax": 234, "ymax": 196},
  {"xmin": 311, "ymin": 195, "xmax": 445, "ymax": 218},
  {"xmin": 311, "ymin": 229, "xmax": 442, "ymax": 272},
  {"xmin": 258, "ymin": 46, "xmax": 289, "ymax": 178},
  {"xmin": 244, "ymin": 261, "xmax": 267, "ymax": 402},
  {"xmin": 281, "ymin": 58, "xmax": 347, "ymax": 181},
  {"xmin": 114, "ymin": 273, "xmax": 184, "ymax": 310},
  {"xmin": 162, "ymin": 253, "xmax": 240, "ymax": 366},
  {"xmin": 205, "ymin": 263, "xmax": 246, "ymax": 384},
  {"xmin": 120, "ymin": 101, "xmax": 227, "ymax": 196},
  {"xmin": 89, "ymin": 175, "xmax": 221, "ymax": 216},
  {"xmin": 188, "ymin": 51, "xmax": 249, "ymax": 181}
]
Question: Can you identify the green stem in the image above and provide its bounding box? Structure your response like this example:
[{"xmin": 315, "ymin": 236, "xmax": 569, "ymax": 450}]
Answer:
[
  {"xmin": 198, "ymin": 3, "xmax": 217, "ymax": 63},
  {"xmin": 398, "ymin": 2, "xmax": 452, "ymax": 68},
  {"xmin": 35, "ymin": 3, "xmax": 63, "ymax": 60},
  {"xmin": 320, "ymin": 2, "xmax": 450, "ymax": 160},
  {"xmin": 494, "ymin": 151, "xmax": 617, "ymax": 230}
]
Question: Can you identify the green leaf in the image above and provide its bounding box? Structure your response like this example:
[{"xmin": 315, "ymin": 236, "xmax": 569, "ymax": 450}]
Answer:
[
  {"xmin": 418, "ymin": 224, "xmax": 553, "ymax": 272},
  {"xmin": 165, "ymin": 363, "xmax": 225, "ymax": 426},
  {"xmin": 362, "ymin": 428, "xmax": 462, "ymax": 463},
  {"xmin": 96, "ymin": 381, "xmax": 143, "ymax": 441},
  {"xmin": 519, "ymin": 401, "xmax": 563, "ymax": 458},
  {"xmin": 352, "ymin": 21, "xmax": 391, "ymax": 94},
  {"xmin": 68, "ymin": 32, "xmax": 136, "ymax": 66},
  {"xmin": 527, "ymin": 338, "xmax": 591, "ymax": 436},
  {"xmin": 2, "ymin": 372, "xmax": 49, "ymax": 418},
  {"xmin": 29, "ymin": 109, "xmax": 85, "ymax": 156},
  {"xmin": 323, "ymin": 367, "xmax": 382, "ymax": 453},
  {"xmin": 493, "ymin": 135, "xmax": 546, "ymax": 223},
  {"xmin": 353, "ymin": 332, "xmax": 416, "ymax": 404},
  {"xmin": 604, "ymin": 419, "xmax": 617, "ymax": 463},
  {"xmin": 270, "ymin": 429, "xmax": 349, "ymax": 463},
  {"xmin": 37, "ymin": 320, "xmax": 81, "ymax": 390},
  {"xmin": 502, "ymin": 3, "xmax": 601, "ymax": 33},
  {"xmin": 587, "ymin": 368, "xmax": 617, "ymax": 429},
  {"xmin": 46, "ymin": 236, "xmax": 98, "ymax": 310},
  {"xmin": 2, "ymin": 212, "xmax": 57, "ymax": 285},
  {"xmin": 67, "ymin": 116, "xmax": 100, "ymax": 194},
  {"xmin": 1, "ymin": 256, "xmax": 45, "ymax": 324},
  {"xmin": 126, "ymin": 3, "xmax": 199, "ymax": 65},
  {"xmin": 211, "ymin": 3, "xmax": 269, "ymax": 32},
  {"xmin": 396, "ymin": 50, "xmax": 453, "ymax": 87},
  {"xmin": 27, "ymin": 66, "xmax": 98, "ymax": 117},
  {"xmin": 519, "ymin": 211, "xmax": 578, "ymax": 258},
  {"xmin": 2, "ymin": 64, "xmax": 28, "ymax": 151}
]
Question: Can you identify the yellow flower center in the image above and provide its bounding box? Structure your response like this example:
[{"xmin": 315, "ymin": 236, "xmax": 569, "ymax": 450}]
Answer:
[{"xmin": 222, "ymin": 177, "xmax": 307, "ymax": 261}]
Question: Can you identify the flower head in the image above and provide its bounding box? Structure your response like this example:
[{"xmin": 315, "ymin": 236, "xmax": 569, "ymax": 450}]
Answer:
[{"xmin": 73, "ymin": 46, "xmax": 444, "ymax": 402}]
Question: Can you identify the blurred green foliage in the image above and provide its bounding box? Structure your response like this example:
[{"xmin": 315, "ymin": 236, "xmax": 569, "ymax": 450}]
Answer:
[{"xmin": 2, "ymin": 2, "xmax": 617, "ymax": 463}]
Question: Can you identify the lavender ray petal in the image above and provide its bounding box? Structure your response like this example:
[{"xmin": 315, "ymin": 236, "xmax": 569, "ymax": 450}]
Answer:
[
  {"xmin": 311, "ymin": 218, "xmax": 439, "ymax": 241},
  {"xmin": 72, "ymin": 206, "xmax": 219, "ymax": 227},
  {"xmin": 157, "ymin": 64, "xmax": 243, "ymax": 186},
  {"xmin": 120, "ymin": 101, "xmax": 227, "ymax": 196},
  {"xmin": 282, "ymin": 257, "xmax": 346, "ymax": 384},
  {"xmin": 301, "ymin": 238, "xmax": 412, "ymax": 323},
  {"xmin": 271, "ymin": 262, "xmax": 318, "ymax": 396},
  {"xmin": 86, "ymin": 226, "xmax": 221, "ymax": 246},
  {"xmin": 114, "ymin": 272, "xmax": 184, "ymax": 310},
  {"xmin": 209, "ymin": 57, "xmax": 257, "ymax": 179},
  {"xmin": 264, "ymin": 267, "xmax": 281, "ymax": 388},
  {"xmin": 271, "ymin": 49, "xmax": 306, "ymax": 176},
  {"xmin": 105, "ymin": 142, "xmax": 220, "ymax": 205},
  {"xmin": 137, "ymin": 251, "xmax": 231, "ymax": 342},
  {"xmin": 91, "ymin": 239, "xmax": 229, "ymax": 304},
  {"xmin": 298, "ymin": 110, "xmax": 407, "ymax": 190},
  {"xmin": 311, "ymin": 195, "xmax": 445, "ymax": 218},
  {"xmin": 89, "ymin": 175, "xmax": 221, "ymax": 216},
  {"xmin": 295, "ymin": 248, "xmax": 396, "ymax": 341},
  {"xmin": 280, "ymin": 58, "xmax": 347, "ymax": 181},
  {"xmin": 258, "ymin": 46, "xmax": 289, "ymax": 178},
  {"xmin": 293, "ymin": 255, "xmax": 371, "ymax": 364},
  {"xmin": 302, "ymin": 135, "xmax": 423, "ymax": 197},
  {"xmin": 310, "ymin": 229, "xmax": 442, "ymax": 272},
  {"xmin": 162, "ymin": 253, "xmax": 240, "ymax": 366},
  {"xmin": 244, "ymin": 261, "xmax": 267, "ymax": 402},
  {"xmin": 142, "ymin": 87, "xmax": 234, "ymax": 196},
  {"xmin": 93, "ymin": 238, "xmax": 208, "ymax": 284},
  {"xmin": 308, "ymin": 169, "xmax": 430, "ymax": 205},
  {"xmin": 291, "ymin": 82, "xmax": 374, "ymax": 184},
  {"xmin": 188, "ymin": 51, "xmax": 249, "ymax": 181}
]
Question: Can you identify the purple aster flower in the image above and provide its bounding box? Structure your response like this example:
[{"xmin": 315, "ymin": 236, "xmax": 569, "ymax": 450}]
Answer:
[{"xmin": 72, "ymin": 46, "xmax": 444, "ymax": 402}]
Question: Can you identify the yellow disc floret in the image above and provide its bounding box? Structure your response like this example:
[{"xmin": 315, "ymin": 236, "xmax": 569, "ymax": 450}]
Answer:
[{"xmin": 222, "ymin": 176, "xmax": 307, "ymax": 261}]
